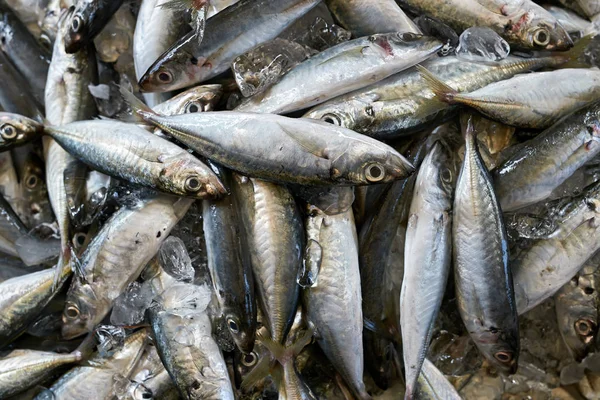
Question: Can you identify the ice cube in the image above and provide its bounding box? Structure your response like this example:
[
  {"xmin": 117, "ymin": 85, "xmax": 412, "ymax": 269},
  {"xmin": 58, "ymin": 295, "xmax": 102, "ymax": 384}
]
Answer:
[
  {"xmin": 456, "ymin": 27, "xmax": 510, "ymax": 63},
  {"xmin": 159, "ymin": 236, "xmax": 195, "ymax": 282},
  {"xmin": 96, "ymin": 325, "xmax": 126, "ymax": 357},
  {"xmin": 110, "ymin": 281, "xmax": 154, "ymax": 326},
  {"xmin": 232, "ymin": 38, "xmax": 313, "ymax": 97},
  {"xmin": 294, "ymin": 17, "xmax": 351, "ymax": 52}
]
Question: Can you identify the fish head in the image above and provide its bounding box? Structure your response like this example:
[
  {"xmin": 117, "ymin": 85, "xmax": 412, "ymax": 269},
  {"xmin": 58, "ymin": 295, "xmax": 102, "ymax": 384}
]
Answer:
[
  {"xmin": 173, "ymin": 84, "xmax": 224, "ymax": 114},
  {"xmin": 472, "ymin": 325, "xmax": 519, "ymax": 373},
  {"xmin": 139, "ymin": 44, "xmax": 207, "ymax": 93},
  {"xmin": 305, "ymin": 101, "xmax": 370, "ymax": 133},
  {"xmin": 223, "ymin": 305, "xmax": 256, "ymax": 354},
  {"xmin": 331, "ymin": 141, "xmax": 415, "ymax": 185},
  {"xmin": 64, "ymin": 4, "xmax": 91, "ymax": 53},
  {"xmin": 158, "ymin": 157, "xmax": 227, "ymax": 199},
  {"xmin": 62, "ymin": 282, "xmax": 106, "ymax": 339},
  {"xmin": 508, "ymin": 13, "xmax": 573, "ymax": 50},
  {"xmin": 384, "ymin": 32, "xmax": 443, "ymax": 55},
  {"xmin": 0, "ymin": 113, "xmax": 44, "ymax": 150}
]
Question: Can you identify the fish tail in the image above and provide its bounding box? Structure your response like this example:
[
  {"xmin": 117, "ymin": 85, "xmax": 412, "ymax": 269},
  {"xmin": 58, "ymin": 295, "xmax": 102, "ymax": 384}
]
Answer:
[
  {"xmin": 417, "ymin": 65, "xmax": 458, "ymax": 104},
  {"xmin": 119, "ymin": 86, "xmax": 158, "ymax": 123},
  {"xmin": 258, "ymin": 325, "xmax": 315, "ymax": 365},
  {"xmin": 556, "ymin": 34, "xmax": 594, "ymax": 68}
]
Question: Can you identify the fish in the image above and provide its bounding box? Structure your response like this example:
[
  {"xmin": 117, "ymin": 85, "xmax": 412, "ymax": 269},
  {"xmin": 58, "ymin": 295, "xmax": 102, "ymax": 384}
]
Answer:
[
  {"xmin": 148, "ymin": 267, "xmax": 235, "ymax": 400},
  {"xmin": 555, "ymin": 265, "xmax": 599, "ymax": 361},
  {"xmin": 0, "ymin": 263, "xmax": 71, "ymax": 346},
  {"xmin": 0, "ymin": 51, "xmax": 44, "ymax": 120},
  {"xmin": 232, "ymin": 175, "xmax": 303, "ymax": 344},
  {"xmin": 325, "ymin": 0, "xmax": 421, "ymax": 37},
  {"xmin": 138, "ymin": 0, "xmax": 321, "ymax": 92},
  {"xmin": 302, "ymin": 207, "xmax": 370, "ymax": 400},
  {"xmin": 153, "ymin": 84, "xmax": 224, "ymax": 114},
  {"xmin": 203, "ymin": 167, "xmax": 256, "ymax": 353},
  {"xmin": 133, "ymin": 0, "xmax": 190, "ymax": 107},
  {"xmin": 45, "ymin": 8, "xmax": 98, "ymax": 288},
  {"xmin": 235, "ymin": 33, "xmax": 442, "ymax": 114},
  {"xmin": 0, "ymin": 4, "xmax": 51, "ymax": 104},
  {"xmin": 453, "ymin": 117, "xmax": 519, "ymax": 373},
  {"xmin": 513, "ymin": 181, "xmax": 600, "ymax": 314},
  {"xmin": 0, "ymin": 348, "xmax": 82, "ymax": 398},
  {"xmin": 0, "ymin": 113, "xmax": 44, "ymax": 150},
  {"xmin": 61, "ymin": 193, "xmax": 192, "ymax": 339},
  {"xmin": 401, "ymin": 140, "xmax": 457, "ymax": 399},
  {"xmin": 397, "ymin": 0, "xmax": 573, "ymax": 50},
  {"xmin": 38, "ymin": 329, "xmax": 147, "ymax": 400},
  {"xmin": 415, "ymin": 359, "xmax": 462, "ymax": 400},
  {"xmin": 64, "ymin": 0, "xmax": 125, "ymax": 53},
  {"xmin": 303, "ymin": 37, "xmax": 590, "ymax": 139},
  {"xmin": 18, "ymin": 151, "xmax": 54, "ymax": 228},
  {"xmin": 124, "ymin": 89, "xmax": 415, "ymax": 186},
  {"xmin": 493, "ymin": 100, "xmax": 600, "ymax": 212},
  {"xmin": 122, "ymin": 343, "xmax": 179, "ymax": 400},
  {"xmin": 44, "ymin": 120, "xmax": 226, "ymax": 199},
  {"xmin": 420, "ymin": 67, "xmax": 600, "ymax": 129}
]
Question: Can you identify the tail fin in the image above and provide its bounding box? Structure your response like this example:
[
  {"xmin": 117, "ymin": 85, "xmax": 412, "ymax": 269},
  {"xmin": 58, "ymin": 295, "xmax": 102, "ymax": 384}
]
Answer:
[
  {"xmin": 119, "ymin": 86, "xmax": 158, "ymax": 124},
  {"xmin": 257, "ymin": 326, "xmax": 315, "ymax": 366},
  {"xmin": 416, "ymin": 65, "xmax": 459, "ymax": 104},
  {"xmin": 556, "ymin": 34, "xmax": 595, "ymax": 68}
]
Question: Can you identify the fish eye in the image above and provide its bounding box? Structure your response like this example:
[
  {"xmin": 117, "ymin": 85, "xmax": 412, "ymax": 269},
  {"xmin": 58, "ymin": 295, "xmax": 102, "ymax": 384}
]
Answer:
[
  {"xmin": 494, "ymin": 351, "xmax": 513, "ymax": 363},
  {"xmin": 575, "ymin": 319, "xmax": 595, "ymax": 336},
  {"xmin": 441, "ymin": 168, "xmax": 452, "ymax": 183},
  {"xmin": 157, "ymin": 70, "xmax": 173, "ymax": 84},
  {"xmin": 72, "ymin": 232, "xmax": 87, "ymax": 249},
  {"xmin": 399, "ymin": 32, "xmax": 421, "ymax": 41},
  {"xmin": 585, "ymin": 286, "xmax": 595, "ymax": 295},
  {"xmin": 365, "ymin": 163, "xmax": 385, "ymax": 182},
  {"xmin": 185, "ymin": 176, "xmax": 201, "ymax": 192},
  {"xmin": 25, "ymin": 174, "xmax": 39, "ymax": 189},
  {"xmin": 1, "ymin": 124, "xmax": 17, "ymax": 140},
  {"xmin": 65, "ymin": 305, "xmax": 80, "ymax": 319},
  {"xmin": 71, "ymin": 14, "xmax": 84, "ymax": 33},
  {"xmin": 242, "ymin": 351, "xmax": 258, "ymax": 367},
  {"xmin": 586, "ymin": 199, "xmax": 599, "ymax": 212},
  {"xmin": 321, "ymin": 113, "xmax": 342, "ymax": 126},
  {"xmin": 185, "ymin": 101, "xmax": 202, "ymax": 113},
  {"xmin": 533, "ymin": 28, "xmax": 550, "ymax": 47},
  {"xmin": 227, "ymin": 317, "xmax": 239, "ymax": 333}
]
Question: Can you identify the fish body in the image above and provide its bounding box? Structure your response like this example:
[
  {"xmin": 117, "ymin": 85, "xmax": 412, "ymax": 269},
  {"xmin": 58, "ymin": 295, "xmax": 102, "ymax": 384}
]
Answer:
[
  {"xmin": 139, "ymin": 0, "xmax": 321, "ymax": 92},
  {"xmin": 233, "ymin": 175, "xmax": 302, "ymax": 344},
  {"xmin": 401, "ymin": 140, "xmax": 456, "ymax": 398},
  {"xmin": 235, "ymin": 33, "xmax": 441, "ymax": 114},
  {"xmin": 453, "ymin": 119, "xmax": 519, "ymax": 373},
  {"xmin": 493, "ymin": 100, "xmax": 600, "ymax": 212}
]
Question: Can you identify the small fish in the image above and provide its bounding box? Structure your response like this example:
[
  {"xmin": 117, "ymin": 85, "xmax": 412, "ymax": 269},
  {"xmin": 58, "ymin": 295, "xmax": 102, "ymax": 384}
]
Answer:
[{"xmin": 453, "ymin": 117, "xmax": 519, "ymax": 373}]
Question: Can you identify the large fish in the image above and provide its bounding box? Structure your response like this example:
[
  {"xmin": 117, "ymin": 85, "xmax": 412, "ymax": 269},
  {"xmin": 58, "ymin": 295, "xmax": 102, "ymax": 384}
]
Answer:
[{"xmin": 453, "ymin": 117, "xmax": 519, "ymax": 373}]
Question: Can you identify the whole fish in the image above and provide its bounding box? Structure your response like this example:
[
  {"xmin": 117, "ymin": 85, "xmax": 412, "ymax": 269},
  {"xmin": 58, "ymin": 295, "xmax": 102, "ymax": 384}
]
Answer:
[
  {"xmin": 133, "ymin": 0, "xmax": 189, "ymax": 107},
  {"xmin": 149, "ymin": 275, "xmax": 235, "ymax": 400},
  {"xmin": 555, "ymin": 265, "xmax": 599, "ymax": 361},
  {"xmin": 235, "ymin": 33, "xmax": 442, "ymax": 114},
  {"xmin": 61, "ymin": 194, "xmax": 192, "ymax": 339},
  {"xmin": 203, "ymin": 168, "xmax": 256, "ymax": 353},
  {"xmin": 44, "ymin": 120, "xmax": 226, "ymax": 199},
  {"xmin": 303, "ymin": 208, "xmax": 370, "ymax": 400},
  {"xmin": 64, "ymin": 0, "xmax": 124, "ymax": 53},
  {"xmin": 138, "ymin": 0, "xmax": 321, "ymax": 92},
  {"xmin": 397, "ymin": 0, "xmax": 572, "ymax": 50},
  {"xmin": 303, "ymin": 39, "xmax": 589, "ymax": 139},
  {"xmin": 513, "ymin": 181, "xmax": 600, "ymax": 313},
  {"xmin": 232, "ymin": 175, "xmax": 303, "ymax": 344},
  {"xmin": 44, "ymin": 9, "xmax": 97, "ymax": 288},
  {"xmin": 0, "ymin": 348, "xmax": 82, "ymax": 398},
  {"xmin": 0, "ymin": 263, "xmax": 71, "ymax": 346},
  {"xmin": 401, "ymin": 140, "xmax": 456, "ymax": 399},
  {"xmin": 38, "ymin": 329, "xmax": 147, "ymax": 400},
  {"xmin": 0, "ymin": 4, "xmax": 50, "ymax": 104},
  {"xmin": 0, "ymin": 51, "xmax": 43, "ymax": 120},
  {"xmin": 325, "ymin": 0, "xmax": 420, "ymax": 37},
  {"xmin": 125, "ymin": 91, "xmax": 415, "ymax": 186},
  {"xmin": 453, "ymin": 118, "xmax": 519, "ymax": 373},
  {"xmin": 421, "ymin": 67, "xmax": 600, "ymax": 129},
  {"xmin": 493, "ymin": 100, "xmax": 600, "ymax": 212}
]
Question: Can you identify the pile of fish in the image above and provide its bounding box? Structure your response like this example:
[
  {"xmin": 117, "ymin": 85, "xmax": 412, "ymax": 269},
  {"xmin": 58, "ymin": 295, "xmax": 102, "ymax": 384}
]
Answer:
[{"xmin": 2, "ymin": 0, "xmax": 600, "ymax": 398}]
